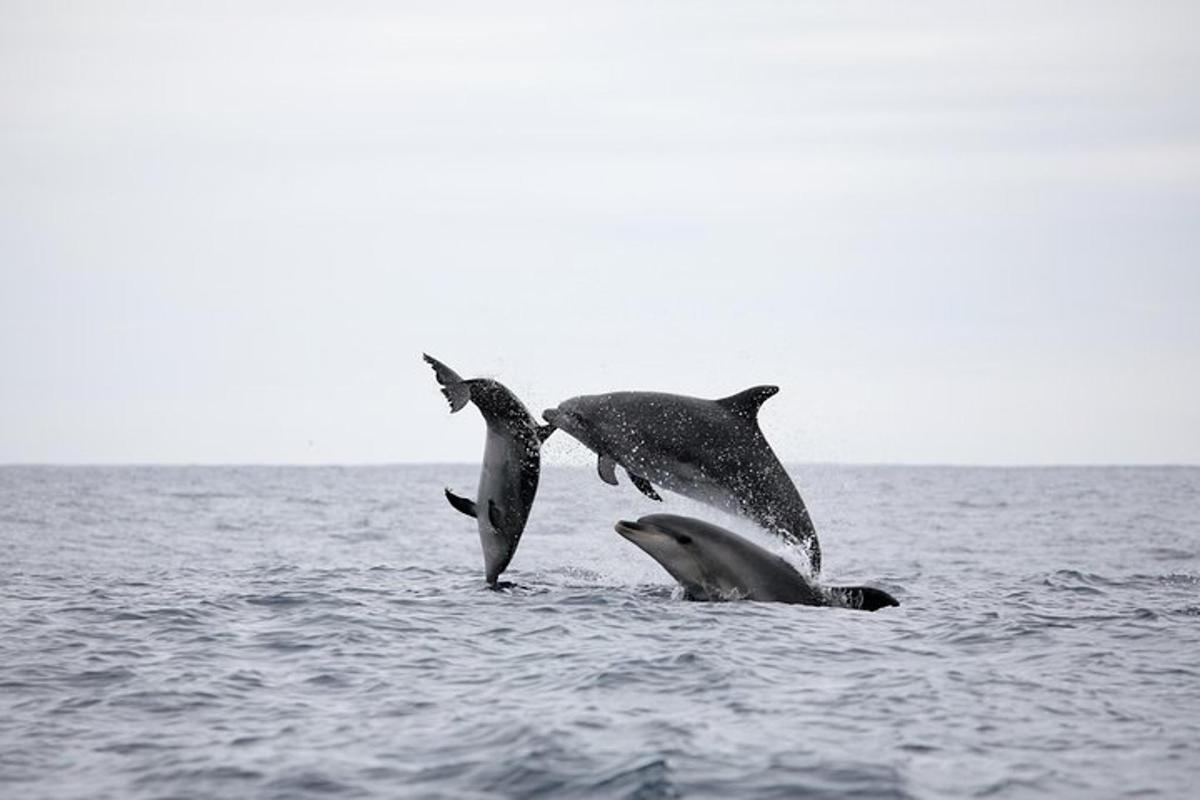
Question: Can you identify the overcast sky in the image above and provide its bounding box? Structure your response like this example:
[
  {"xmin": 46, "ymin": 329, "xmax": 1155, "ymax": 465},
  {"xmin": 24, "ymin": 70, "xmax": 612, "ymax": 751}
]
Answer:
[{"xmin": 2, "ymin": 1, "xmax": 1198, "ymax": 465}]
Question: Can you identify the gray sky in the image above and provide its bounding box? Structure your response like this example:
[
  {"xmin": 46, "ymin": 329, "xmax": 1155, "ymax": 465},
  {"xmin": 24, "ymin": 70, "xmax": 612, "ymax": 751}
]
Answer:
[{"xmin": 2, "ymin": 1, "xmax": 1198, "ymax": 465}]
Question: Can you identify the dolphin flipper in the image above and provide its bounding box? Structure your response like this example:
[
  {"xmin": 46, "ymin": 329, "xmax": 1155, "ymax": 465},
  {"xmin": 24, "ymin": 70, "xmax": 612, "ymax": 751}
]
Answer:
[
  {"xmin": 487, "ymin": 499, "xmax": 503, "ymax": 533},
  {"xmin": 597, "ymin": 455, "xmax": 619, "ymax": 486},
  {"xmin": 423, "ymin": 353, "xmax": 472, "ymax": 412},
  {"xmin": 444, "ymin": 488, "xmax": 477, "ymax": 518},
  {"xmin": 628, "ymin": 472, "xmax": 662, "ymax": 501}
]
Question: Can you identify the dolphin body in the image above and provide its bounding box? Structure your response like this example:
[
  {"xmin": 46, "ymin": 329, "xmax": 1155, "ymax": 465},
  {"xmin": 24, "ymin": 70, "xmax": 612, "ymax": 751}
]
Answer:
[
  {"xmin": 544, "ymin": 386, "xmax": 825, "ymax": 572},
  {"xmin": 616, "ymin": 514, "xmax": 899, "ymax": 611},
  {"xmin": 424, "ymin": 354, "xmax": 554, "ymax": 585}
]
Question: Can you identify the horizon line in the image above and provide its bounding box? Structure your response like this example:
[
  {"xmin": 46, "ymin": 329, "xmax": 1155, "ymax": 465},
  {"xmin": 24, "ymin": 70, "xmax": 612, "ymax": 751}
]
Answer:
[{"xmin": 2, "ymin": 461, "xmax": 1197, "ymax": 469}]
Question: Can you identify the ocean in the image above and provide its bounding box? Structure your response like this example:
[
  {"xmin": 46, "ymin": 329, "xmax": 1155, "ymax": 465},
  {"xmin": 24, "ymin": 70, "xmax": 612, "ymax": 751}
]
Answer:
[{"xmin": 2, "ymin": 464, "xmax": 1198, "ymax": 798}]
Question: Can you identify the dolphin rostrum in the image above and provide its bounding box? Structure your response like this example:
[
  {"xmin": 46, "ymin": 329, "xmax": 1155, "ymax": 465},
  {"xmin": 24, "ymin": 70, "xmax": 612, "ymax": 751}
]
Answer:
[
  {"xmin": 544, "ymin": 386, "xmax": 824, "ymax": 572},
  {"xmin": 615, "ymin": 514, "xmax": 899, "ymax": 611},
  {"xmin": 424, "ymin": 354, "xmax": 554, "ymax": 585}
]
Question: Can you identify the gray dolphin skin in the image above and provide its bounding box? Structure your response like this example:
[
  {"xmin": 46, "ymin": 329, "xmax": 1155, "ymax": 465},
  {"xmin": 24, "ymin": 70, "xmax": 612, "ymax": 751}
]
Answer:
[
  {"xmin": 616, "ymin": 514, "xmax": 899, "ymax": 611},
  {"xmin": 424, "ymin": 354, "xmax": 554, "ymax": 585},
  {"xmin": 544, "ymin": 387, "xmax": 824, "ymax": 572}
]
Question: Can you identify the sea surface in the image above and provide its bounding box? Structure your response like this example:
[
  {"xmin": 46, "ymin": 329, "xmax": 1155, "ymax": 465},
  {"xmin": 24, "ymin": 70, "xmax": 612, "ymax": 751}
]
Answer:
[{"xmin": 2, "ymin": 464, "xmax": 1199, "ymax": 799}]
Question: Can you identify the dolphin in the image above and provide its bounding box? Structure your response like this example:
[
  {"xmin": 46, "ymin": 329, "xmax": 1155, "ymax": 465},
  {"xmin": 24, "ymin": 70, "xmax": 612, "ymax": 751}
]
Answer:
[
  {"xmin": 615, "ymin": 514, "xmax": 899, "ymax": 611},
  {"xmin": 424, "ymin": 354, "xmax": 554, "ymax": 585},
  {"xmin": 544, "ymin": 386, "xmax": 824, "ymax": 572}
]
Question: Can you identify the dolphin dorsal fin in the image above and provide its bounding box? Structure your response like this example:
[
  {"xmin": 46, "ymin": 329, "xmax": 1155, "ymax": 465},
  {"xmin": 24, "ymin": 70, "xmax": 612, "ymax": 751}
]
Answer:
[{"xmin": 716, "ymin": 385, "xmax": 779, "ymax": 419}]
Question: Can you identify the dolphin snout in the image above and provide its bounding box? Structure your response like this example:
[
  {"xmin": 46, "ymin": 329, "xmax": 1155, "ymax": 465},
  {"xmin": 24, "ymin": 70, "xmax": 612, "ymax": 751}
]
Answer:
[
  {"xmin": 544, "ymin": 406, "xmax": 583, "ymax": 432},
  {"xmin": 614, "ymin": 519, "xmax": 649, "ymax": 540}
]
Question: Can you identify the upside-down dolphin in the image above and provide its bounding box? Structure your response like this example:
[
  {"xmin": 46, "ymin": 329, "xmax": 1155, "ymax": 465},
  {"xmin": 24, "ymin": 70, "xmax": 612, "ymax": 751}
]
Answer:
[
  {"xmin": 544, "ymin": 386, "xmax": 824, "ymax": 572},
  {"xmin": 616, "ymin": 514, "xmax": 899, "ymax": 611},
  {"xmin": 424, "ymin": 354, "xmax": 553, "ymax": 585}
]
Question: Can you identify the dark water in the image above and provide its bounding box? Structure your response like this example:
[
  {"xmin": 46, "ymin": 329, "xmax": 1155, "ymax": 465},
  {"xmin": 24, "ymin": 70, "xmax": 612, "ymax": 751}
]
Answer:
[{"xmin": 2, "ymin": 465, "xmax": 1199, "ymax": 799}]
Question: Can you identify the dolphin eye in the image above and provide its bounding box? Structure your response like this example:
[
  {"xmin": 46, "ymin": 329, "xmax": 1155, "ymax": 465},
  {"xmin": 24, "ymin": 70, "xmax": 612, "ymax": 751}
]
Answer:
[{"xmin": 675, "ymin": 534, "xmax": 692, "ymax": 545}]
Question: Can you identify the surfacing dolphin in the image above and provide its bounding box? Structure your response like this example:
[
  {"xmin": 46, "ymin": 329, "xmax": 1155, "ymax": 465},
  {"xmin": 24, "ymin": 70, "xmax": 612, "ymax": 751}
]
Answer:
[
  {"xmin": 544, "ymin": 386, "xmax": 824, "ymax": 572},
  {"xmin": 616, "ymin": 514, "xmax": 899, "ymax": 611},
  {"xmin": 424, "ymin": 354, "xmax": 553, "ymax": 585}
]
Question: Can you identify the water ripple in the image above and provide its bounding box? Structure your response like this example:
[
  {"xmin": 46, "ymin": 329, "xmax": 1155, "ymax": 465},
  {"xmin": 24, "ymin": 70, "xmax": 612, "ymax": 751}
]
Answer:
[{"xmin": 2, "ymin": 465, "xmax": 1199, "ymax": 799}]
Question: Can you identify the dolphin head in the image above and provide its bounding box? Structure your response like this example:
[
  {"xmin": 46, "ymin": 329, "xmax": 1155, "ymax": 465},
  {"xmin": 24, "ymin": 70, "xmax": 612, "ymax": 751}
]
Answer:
[
  {"xmin": 614, "ymin": 515, "xmax": 734, "ymax": 597},
  {"xmin": 483, "ymin": 542, "xmax": 514, "ymax": 587},
  {"xmin": 543, "ymin": 395, "xmax": 609, "ymax": 452},
  {"xmin": 615, "ymin": 513, "xmax": 831, "ymax": 606}
]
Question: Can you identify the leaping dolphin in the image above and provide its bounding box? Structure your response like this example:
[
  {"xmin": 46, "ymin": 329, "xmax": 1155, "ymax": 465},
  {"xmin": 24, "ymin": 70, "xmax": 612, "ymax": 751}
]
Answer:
[
  {"xmin": 544, "ymin": 386, "xmax": 823, "ymax": 572},
  {"xmin": 424, "ymin": 354, "xmax": 554, "ymax": 585},
  {"xmin": 616, "ymin": 514, "xmax": 899, "ymax": 611}
]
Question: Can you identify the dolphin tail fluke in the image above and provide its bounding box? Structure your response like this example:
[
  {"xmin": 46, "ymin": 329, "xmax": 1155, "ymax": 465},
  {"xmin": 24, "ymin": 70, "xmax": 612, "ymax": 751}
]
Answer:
[
  {"xmin": 440, "ymin": 384, "xmax": 471, "ymax": 413},
  {"xmin": 826, "ymin": 585, "xmax": 899, "ymax": 612},
  {"xmin": 423, "ymin": 353, "xmax": 471, "ymax": 412},
  {"xmin": 444, "ymin": 488, "xmax": 477, "ymax": 518}
]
